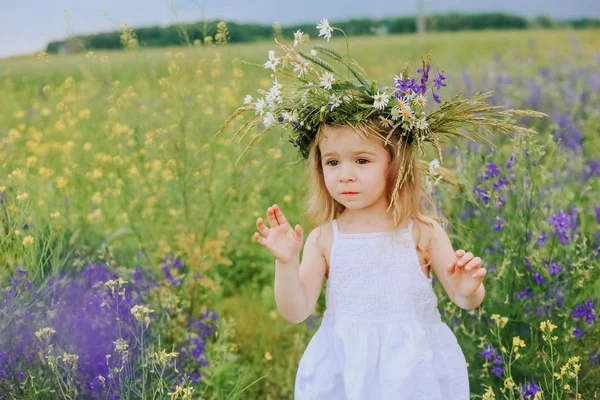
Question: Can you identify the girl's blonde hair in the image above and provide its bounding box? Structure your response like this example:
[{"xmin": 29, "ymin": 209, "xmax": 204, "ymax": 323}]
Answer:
[{"xmin": 302, "ymin": 122, "xmax": 444, "ymax": 269}]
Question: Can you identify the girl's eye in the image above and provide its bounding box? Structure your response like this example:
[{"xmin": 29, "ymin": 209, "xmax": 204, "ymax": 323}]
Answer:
[{"xmin": 325, "ymin": 159, "xmax": 369, "ymax": 166}]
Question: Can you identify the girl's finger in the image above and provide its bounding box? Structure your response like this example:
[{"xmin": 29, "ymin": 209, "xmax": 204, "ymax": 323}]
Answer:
[
  {"xmin": 464, "ymin": 257, "xmax": 481, "ymax": 271},
  {"xmin": 256, "ymin": 217, "xmax": 269, "ymax": 235},
  {"xmin": 273, "ymin": 204, "xmax": 288, "ymax": 226},
  {"xmin": 253, "ymin": 232, "xmax": 265, "ymax": 245},
  {"xmin": 447, "ymin": 261, "xmax": 457, "ymax": 276},
  {"xmin": 455, "ymin": 249, "xmax": 465, "ymax": 257},
  {"xmin": 266, "ymin": 206, "xmax": 278, "ymax": 228},
  {"xmin": 457, "ymin": 252, "xmax": 474, "ymax": 267},
  {"xmin": 473, "ymin": 268, "xmax": 487, "ymax": 278}
]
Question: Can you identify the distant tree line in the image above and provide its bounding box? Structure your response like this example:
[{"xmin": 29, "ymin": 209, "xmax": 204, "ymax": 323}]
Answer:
[{"xmin": 45, "ymin": 13, "xmax": 600, "ymax": 54}]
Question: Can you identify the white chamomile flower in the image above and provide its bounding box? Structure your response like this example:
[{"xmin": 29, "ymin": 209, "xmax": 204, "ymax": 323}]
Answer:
[
  {"xmin": 320, "ymin": 72, "xmax": 335, "ymax": 90},
  {"xmin": 414, "ymin": 94, "xmax": 427, "ymax": 107},
  {"xmin": 329, "ymin": 94, "xmax": 342, "ymax": 110},
  {"xmin": 264, "ymin": 50, "xmax": 280, "ymax": 72},
  {"xmin": 378, "ymin": 115, "xmax": 392, "ymax": 128},
  {"xmin": 396, "ymin": 96, "xmax": 410, "ymax": 110},
  {"xmin": 428, "ymin": 158, "xmax": 440, "ymax": 175},
  {"xmin": 310, "ymin": 49, "xmax": 318, "ymax": 56},
  {"xmin": 255, "ymin": 98, "xmax": 265, "ymax": 116},
  {"xmin": 400, "ymin": 106, "xmax": 414, "ymax": 122},
  {"xmin": 263, "ymin": 112, "xmax": 276, "ymax": 128},
  {"xmin": 283, "ymin": 110, "xmax": 298, "ymax": 122},
  {"xmin": 294, "ymin": 55, "xmax": 310, "ymax": 77},
  {"xmin": 316, "ymin": 18, "xmax": 332, "ymax": 42},
  {"xmin": 243, "ymin": 95, "xmax": 253, "ymax": 104},
  {"xmin": 294, "ymin": 30, "xmax": 304, "ymax": 47},
  {"xmin": 416, "ymin": 117, "xmax": 428, "ymax": 130},
  {"xmin": 269, "ymin": 78, "xmax": 282, "ymax": 97},
  {"xmin": 372, "ymin": 91, "xmax": 390, "ymax": 110}
]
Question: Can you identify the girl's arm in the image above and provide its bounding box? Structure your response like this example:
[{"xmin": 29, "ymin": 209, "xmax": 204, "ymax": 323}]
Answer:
[
  {"xmin": 425, "ymin": 218, "xmax": 486, "ymax": 310},
  {"xmin": 274, "ymin": 227, "xmax": 327, "ymax": 324}
]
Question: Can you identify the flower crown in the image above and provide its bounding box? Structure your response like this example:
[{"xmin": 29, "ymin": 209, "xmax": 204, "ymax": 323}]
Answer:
[{"xmin": 218, "ymin": 19, "xmax": 545, "ymax": 214}]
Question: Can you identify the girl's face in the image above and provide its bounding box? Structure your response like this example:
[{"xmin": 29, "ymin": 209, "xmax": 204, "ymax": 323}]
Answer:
[{"xmin": 319, "ymin": 125, "xmax": 391, "ymax": 212}]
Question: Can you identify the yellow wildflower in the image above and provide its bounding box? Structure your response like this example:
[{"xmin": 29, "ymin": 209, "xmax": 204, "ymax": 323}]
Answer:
[
  {"xmin": 264, "ymin": 351, "xmax": 273, "ymax": 361},
  {"xmin": 16, "ymin": 192, "xmax": 29, "ymax": 201},
  {"xmin": 22, "ymin": 236, "xmax": 34, "ymax": 246},
  {"xmin": 50, "ymin": 211, "xmax": 60, "ymax": 218}
]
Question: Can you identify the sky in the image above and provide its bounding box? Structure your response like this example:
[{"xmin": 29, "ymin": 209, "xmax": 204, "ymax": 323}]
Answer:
[{"xmin": 1, "ymin": 0, "xmax": 599, "ymax": 59}]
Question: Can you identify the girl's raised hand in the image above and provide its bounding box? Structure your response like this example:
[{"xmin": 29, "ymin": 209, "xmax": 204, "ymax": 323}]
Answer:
[
  {"xmin": 447, "ymin": 249, "xmax": 487, "ymax": 298},
  {"xmin": 253, "ymin": 204, "xmax": 304, "ymax": 264}
]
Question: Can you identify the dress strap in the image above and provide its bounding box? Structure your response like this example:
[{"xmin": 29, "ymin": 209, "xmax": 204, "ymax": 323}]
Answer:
[{"xmin": 332, "ymin": 219, "xmax": 339, "ymax": 238}]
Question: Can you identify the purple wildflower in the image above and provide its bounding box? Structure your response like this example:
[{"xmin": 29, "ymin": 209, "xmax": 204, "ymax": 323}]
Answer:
[
  {"xmin": 433, "ymin": 91, "xmax": 441, "ymax": 104},
  {"xmin": 546, "ymin": 259, "xmax": 563, "ymax": 275},
  {"xmin": 537, "ymin": 232, "xmax": 547, "ymax": 247},
  {"xmin": 531, "ymin": 272, "xmax": 545, "ymax": 285},
  {"xmin": 433, "ymin": 70, "xmax": 446, "ymax": 91},
  {"xmin": 546, "ymin": 207, "xmax": 578, "ymax": 245},
  {"xmin": 517, "ymin": 287, "xmax": 533, "ymax": 300},
  {"xmin": 519, "ymin": 380, "xmax": 542, "ymax": 399},
  {"xmin": 505, "ymin": 153, "xmax": 515, "ymax": 169},
  {"xmin": 573, "ymin": 322, "xmax": 585, "ymax": 339},
  {"xmin": 494, "ymin": 216, "xmax": 506, "ymax": 232},
  {"xmin": 524, "ymin": 256, "xmax": 532, "ymax": 271}
]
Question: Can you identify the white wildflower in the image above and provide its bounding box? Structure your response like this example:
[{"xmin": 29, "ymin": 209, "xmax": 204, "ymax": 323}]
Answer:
[
  {"xmin": 263, "ymin": 112, "xmax": 276, "ymax": 127},
  {"xmin": 372, "ymin": 91, "xmax": 390, "ymax": 110},
  {"xmin": 293, "ymin": 29, "xmax": 304, "ymax": 47},
  {"xmin": 264, "ymin": 50, "xmax": 280, "ymax": 72},
  {"xmin": 416, "ymin": 117, "xmax": 428, "ymax": 130},
  {"xmin": 320, "ymin": 72, "xmax": 335, "ymax": 90},
  {"xmin": 294, "ymin": 54, "xmax": 310, "ymax": 77},
  {"xmin": 414, "ymin": 94, "xmax": 427, "ymax": 107},
  {"xmin": 378, "ymin": 115, "xmax": 392, "ymax": 127},
  {"xmin": 400, "ymin": 106, "xmax": 414, "ymax": 122},
  {"xmin": 316, "ymin": 18, "xmax": 332, "ymax": 42},
  {"xmin": 396, "ymin": 95, "xmax": 410, "ymax": 110},
  {"xmin": 310, "ymin": 49, "xmax": 318, "ymax": 56},
  {"xmin": 329, "ymin": 94, "xmax": 342, "ymax": 110},
  {"xmin": 255, "ymin": 98, "xmax": 266, "ymax": 116},
  {"xmin": 243, "ymin": 95, "xmax": 253, "ymax": 104}
]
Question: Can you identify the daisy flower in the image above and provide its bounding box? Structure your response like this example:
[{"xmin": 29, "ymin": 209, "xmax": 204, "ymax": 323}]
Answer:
[
  {"xmin": 329, "ymin": 94, "xmax": 342, "ymax": 110},
  {"xmin": 263, "ymin": 112, "xmax": 276, "ymax": 127},
  {"xmin": 378, "ymin": 115, "xmax": 392, "ymax": 127},
  {"xmin": 264, "ymin": 50, "xmax": 280, "ymax": 72},
  {"xmin": 243, "ymin": 95, "xmax": 253, "ymax": 104},
  {"xmin": 400, "ymin": 107, "xmax": 414, "ymax": 122},
  {"xmin": 372, "ymin": 91, "xmax": 390, "ymax": 110},
  {"xmin": 416, "ymin": 117, "xmax": 428, "ymax": 130},
  {"xmin": 294, "ymin": 55, "xmax": 310, "ymax": 77},
  {"xmin": 317, "ymin": 18, "xmax": 332, "ymax": 41},
  {"xmin": 294, "ymin": 30, "xmax": 304, "ymax": 47},
  {"xmin": 396, "ymin": 95, "xmax": 410, "ymax": 110},
  {"xmin": 255, "ymin": 98, "xmax": 265, "ymax": 116},
  {"xmin": 320, "ymin": 72, "xmax": 335, "ymax": 90},
  {"xmin": 414, "ymin": 94, "xmax": 427, "ymax": 107}
]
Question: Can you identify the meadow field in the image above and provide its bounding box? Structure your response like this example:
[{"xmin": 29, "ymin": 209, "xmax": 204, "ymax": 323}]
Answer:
[{"xmin": 0, "ymin": 26, "xmax": 599, "ymax": 399}]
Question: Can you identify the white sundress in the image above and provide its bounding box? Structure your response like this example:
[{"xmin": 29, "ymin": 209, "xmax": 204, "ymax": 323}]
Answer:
[{"xmin": 294, "ymin": 218, "xmax": 470, "ymax": 400}]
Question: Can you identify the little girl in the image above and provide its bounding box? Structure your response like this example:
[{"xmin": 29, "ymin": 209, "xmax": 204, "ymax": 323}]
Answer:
[
  {"xmin": 219, "ymin": 17, "xmax": 540, "ymax": 399},
  {"xmin": 253, "ymin": 122, "xmax": 485, "ymax": 399}
]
